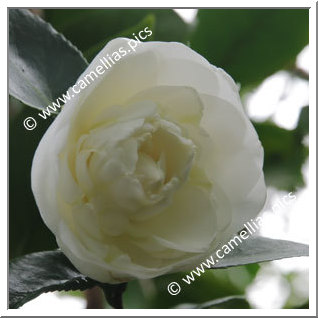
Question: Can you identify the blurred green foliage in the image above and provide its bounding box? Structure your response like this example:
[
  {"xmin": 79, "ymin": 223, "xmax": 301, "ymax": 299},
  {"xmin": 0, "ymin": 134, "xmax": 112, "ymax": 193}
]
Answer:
[
  {"xmin": 9, "ymin": 8, "xmax": 309, "ymax": 309},
  {"xmin": 44, "ymin": 9, "xmax": 189, "ymax": 61},
  {"xmin": 123, "ymin": 264, "xmax": 259, "ymax": 308},
  {"xmin": 83, "ymin": 14, "xmax": 156, "ymax": 61},
  {"xmin": 191, "ymin": 9, "xmax": 309, "ymax": 89},
  {"xmin": 254, "ymin": 106, "xmax": 309, "ymax": 191}
]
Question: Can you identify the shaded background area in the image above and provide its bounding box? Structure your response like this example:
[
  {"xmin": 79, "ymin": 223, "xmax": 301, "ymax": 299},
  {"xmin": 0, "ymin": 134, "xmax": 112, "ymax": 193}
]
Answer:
[{"xmin": 9, "ymin": 8, "xmax": 309, "ymax": 309}]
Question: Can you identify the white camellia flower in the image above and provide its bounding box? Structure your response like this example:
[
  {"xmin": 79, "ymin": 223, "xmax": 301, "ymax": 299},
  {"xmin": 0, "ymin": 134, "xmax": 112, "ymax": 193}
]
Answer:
[{"xmin": 31, "ymin": 38, "xmax": 266, "ymax": 283}]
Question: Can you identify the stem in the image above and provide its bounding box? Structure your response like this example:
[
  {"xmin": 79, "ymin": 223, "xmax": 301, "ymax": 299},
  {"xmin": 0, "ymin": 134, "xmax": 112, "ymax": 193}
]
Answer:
[{"xmin": 84, "ymin": 286, "xmax": 105, "ymax": 309}]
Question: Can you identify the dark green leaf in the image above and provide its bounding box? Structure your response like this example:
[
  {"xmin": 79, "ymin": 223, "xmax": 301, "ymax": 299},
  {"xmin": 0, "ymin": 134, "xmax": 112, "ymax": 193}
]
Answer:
[
  {"xmin": 9, "ymin": 9, "xmax": 88, "ymax": 110},
  {"xmin": 213, "ymin": 236, "xmax": 308, "ymax": 269},
  {"xmin": 9, "ymin": 250, "xmax": 127, "ymax": 309},
  {"xmin": 44, "ymin": 9, "xmax": 188, "ymax": 60},
  {"xmin": 9, "ymin": 250, "xmax": 95, "ymax": 309},
  {"xmin": 9, "ymin": 102, "xmax": 57, "ymax": 259},
  {"xmin": 175, "ymin": 295, "xmax": 250, "ymax": 309},
  {"xmin": 191, "ymin": 9, "xmax": 309, "ymax": 88}
]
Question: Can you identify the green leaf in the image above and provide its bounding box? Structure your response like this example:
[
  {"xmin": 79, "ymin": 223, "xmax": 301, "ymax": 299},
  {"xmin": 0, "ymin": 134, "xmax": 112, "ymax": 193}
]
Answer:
[
  {"xmin": 44, "ymin": 9, "xmax": 188, "ymax": 60},
  {"xmin": 175, "ymin": 295, "xmax": 250, "ymax": 309},
  {"xmin": 9, "ymin": 250, "xmax": 95, "ymax": 309},
  {"xmin": 9, "ymin": 250, "xmax": 127, "ymax": 309},
  {"xmin": 191, "ymin": 9, "xmax": 309, "ymax": 88},
  {"xmin": 212, "ymin": 236, "xmax": 308, "ymax": 269},
  {"xmin": 9, "ymin": 102, "xmax": 57, "ymax": 259},
  {"xmin": 9, "ymin": 9, "xmax": 88, "ymax": 110}
]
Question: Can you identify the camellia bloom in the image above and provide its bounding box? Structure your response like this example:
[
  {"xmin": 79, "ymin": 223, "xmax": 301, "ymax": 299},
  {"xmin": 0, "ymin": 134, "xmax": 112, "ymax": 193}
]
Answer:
[{"xmin": 31, "ymin": 39, "xmax": 266, "ymax": 283}]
